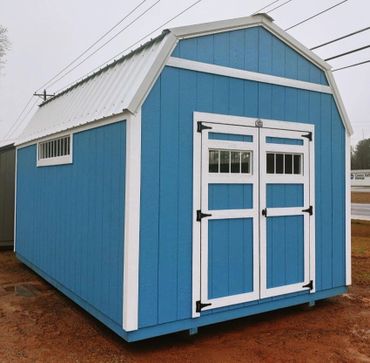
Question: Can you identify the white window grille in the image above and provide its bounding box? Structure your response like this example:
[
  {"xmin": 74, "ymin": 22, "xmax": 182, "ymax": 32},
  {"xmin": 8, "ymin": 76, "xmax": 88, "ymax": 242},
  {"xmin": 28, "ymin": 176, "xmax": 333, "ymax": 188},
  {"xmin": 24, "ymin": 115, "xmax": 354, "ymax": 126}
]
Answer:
[{"xmin": 37, "ymin": 134, "xmax": 72, "ymax": 167}]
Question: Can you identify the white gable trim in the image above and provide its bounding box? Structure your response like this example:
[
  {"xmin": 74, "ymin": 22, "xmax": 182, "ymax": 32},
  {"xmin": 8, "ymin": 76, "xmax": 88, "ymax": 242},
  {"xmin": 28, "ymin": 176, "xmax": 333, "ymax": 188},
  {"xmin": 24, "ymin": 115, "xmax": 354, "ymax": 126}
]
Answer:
[{"xmin": 167, "ymin": 56, "xmax": 333, "ymax": 94}]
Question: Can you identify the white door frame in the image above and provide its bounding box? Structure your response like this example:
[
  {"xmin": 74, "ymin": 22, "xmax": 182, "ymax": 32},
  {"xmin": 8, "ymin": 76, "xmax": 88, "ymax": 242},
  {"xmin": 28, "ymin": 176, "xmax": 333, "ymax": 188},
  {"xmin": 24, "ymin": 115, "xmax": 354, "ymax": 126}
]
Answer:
[
  {"xmin": 259, "ymin": 127, "xmax": 314, "ymax": 298},
  {"xmin": 192, "ymin": 112, "xmax": 315, "ymax": 318}
]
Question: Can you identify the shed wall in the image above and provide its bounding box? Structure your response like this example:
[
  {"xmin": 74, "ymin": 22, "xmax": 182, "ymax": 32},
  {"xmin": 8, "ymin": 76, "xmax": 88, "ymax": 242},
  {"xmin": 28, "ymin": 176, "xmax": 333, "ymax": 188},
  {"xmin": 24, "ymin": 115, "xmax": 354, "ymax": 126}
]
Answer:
[
  {"xmin": 0, "ymin": 147, "xmax": 15, "ymax": 246},
  {"xmin": 16, "ymin": 121, "xmax": 126, "ymax": 326},
  {"xmin": 138, "ymin": 65, "xmax": 346, "ymax": 328}
]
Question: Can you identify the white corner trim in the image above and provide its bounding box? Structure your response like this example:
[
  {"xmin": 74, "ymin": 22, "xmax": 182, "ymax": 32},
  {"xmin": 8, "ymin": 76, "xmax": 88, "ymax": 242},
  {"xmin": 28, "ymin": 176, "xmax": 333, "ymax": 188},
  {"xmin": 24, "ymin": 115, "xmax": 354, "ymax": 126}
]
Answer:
[
  {"xmin": 167, "ymin": 57, "xmax": 333, "ymax": 94},
  {"xmin": 325, "ymin": 70, "xmax": 353, "ymax": 135},
  {"xmin": 345, "ymin": 132, "xmax": 351, "ymax": 285},
  {"xmin": 13, "ymin": 148, "xmax": 18, "ymax": 253},
  {"xmin": 123, "ymin": 110, "xmax": 141, "ymax": 332},
  {"xmin": 128, "ymin": 33, "xmax": 178, "ymax": 113}
]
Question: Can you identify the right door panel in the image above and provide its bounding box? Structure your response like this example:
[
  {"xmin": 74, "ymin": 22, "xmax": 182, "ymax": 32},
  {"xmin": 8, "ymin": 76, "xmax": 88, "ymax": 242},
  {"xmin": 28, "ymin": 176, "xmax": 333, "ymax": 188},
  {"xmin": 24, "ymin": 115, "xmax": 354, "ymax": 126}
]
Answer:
[{"xmin": 260, "ymin": 128, "xmax": 312, "ymax": 298}]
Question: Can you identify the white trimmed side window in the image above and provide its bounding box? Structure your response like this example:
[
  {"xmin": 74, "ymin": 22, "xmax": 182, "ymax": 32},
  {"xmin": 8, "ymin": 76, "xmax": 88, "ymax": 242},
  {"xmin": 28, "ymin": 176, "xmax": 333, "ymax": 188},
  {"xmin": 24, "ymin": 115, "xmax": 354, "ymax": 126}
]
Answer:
[{"xmin": 37, "ymin": 134, "xmax": 72, "ymax": 167}]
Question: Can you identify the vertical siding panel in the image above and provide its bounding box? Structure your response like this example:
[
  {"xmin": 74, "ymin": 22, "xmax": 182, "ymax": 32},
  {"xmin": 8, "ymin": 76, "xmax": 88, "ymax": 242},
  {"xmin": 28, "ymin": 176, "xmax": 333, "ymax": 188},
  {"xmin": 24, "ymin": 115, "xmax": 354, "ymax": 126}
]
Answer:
[
  {"xmin": 271, "ymin": 85, "xmax": 285, "ymax": 120},
  {"xmin": 285, "ymin": 88, "xmax": 298, "ymax": 121},
  {"xmin": 285, "ymin": 47, "xmax": 298, "ymax": 80},
  {"xmin": 258, "ymin": 28, "xmax": 273, "ymax": 74},
  {"xmin": 331, "ymin": 103, "xmax": 345, "ymax": 287},
  {"xmin": 139, "ymin": 80, "xmax": 161, "ymax": 327},
  {"xmin": 177, "ymin": 69, "xmax": 196, "ymax": 320},
  {"xmin": 244, "ymin": 81, "xmax": 258, "ymax": 117},
  {"xmin": 214, "ymin": 32, "xmax": 230, "ymax": 67},
  {"xmin": 271, "ymin": 37, "xmax": 285, "ymax": 77},
  {"xmin": 197, "ymin": 35, "xmax": 214, "ymax": 63},
  {"xmin": 320, "ymin": 94, "xmax": 333, "ymax": 290},
  {"xmin": 158, "ymin": 68, "xmax": 180, "ymax": 324},
  {"xmin": 244, "ymin": 27, "xmax": 259, "ymax": 72},
  {"xmin": 229, "ymin": 30, "xmax": 245, "ymax": 69},
  {"xmin": 229, "ymin": 78, "xmax": 244, "ymax": 116},
  {"xmin": 258, "ymin": 84, "xmax": 272, "ymax": 119}
]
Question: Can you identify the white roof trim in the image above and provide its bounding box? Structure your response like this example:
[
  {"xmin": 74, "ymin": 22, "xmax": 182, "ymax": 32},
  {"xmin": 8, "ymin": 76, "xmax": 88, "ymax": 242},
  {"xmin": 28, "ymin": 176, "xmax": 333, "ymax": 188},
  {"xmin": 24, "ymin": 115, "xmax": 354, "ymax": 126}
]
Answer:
[{"xmin": 16, "ymin": 14, "xmax": 352, "ymax": 145}]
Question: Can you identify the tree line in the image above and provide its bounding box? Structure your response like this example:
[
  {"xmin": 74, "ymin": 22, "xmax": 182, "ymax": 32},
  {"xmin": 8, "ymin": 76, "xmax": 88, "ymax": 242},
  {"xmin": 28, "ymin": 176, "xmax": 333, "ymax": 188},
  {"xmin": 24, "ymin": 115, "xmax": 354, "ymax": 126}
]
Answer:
[{"xmin": 352, "ymin": 138, "xmax": 370, "ymax": 170}]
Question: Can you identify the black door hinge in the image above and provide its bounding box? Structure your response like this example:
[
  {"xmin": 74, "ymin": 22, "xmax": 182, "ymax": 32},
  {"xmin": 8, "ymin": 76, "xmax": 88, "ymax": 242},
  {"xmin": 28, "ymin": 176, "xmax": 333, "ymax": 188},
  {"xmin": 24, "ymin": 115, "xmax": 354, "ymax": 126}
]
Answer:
[
  {"xmin": 302, "ymin": 205, "xmax": 313, "ymax": 215},
  {"xmin": 262, "ymin": 208, "xmax": 267, "ymax": 217},
  {"xmin": 196, "ymin": 210, "xmax": 212, "ymax": 222},
  {"xmin": 302, "ymin": 132, "xmax": 312, "ymax": 141},
  {"xmin": 197, "ymin": 122, "xmax": 212, "ymax": 133},
  {"xmin": 303, "ymin": 280, "xmax": 313, "ymax": 290},
  {"xmin": 196, "ymin": 300, "xmax": 212, "ymax": 312}
]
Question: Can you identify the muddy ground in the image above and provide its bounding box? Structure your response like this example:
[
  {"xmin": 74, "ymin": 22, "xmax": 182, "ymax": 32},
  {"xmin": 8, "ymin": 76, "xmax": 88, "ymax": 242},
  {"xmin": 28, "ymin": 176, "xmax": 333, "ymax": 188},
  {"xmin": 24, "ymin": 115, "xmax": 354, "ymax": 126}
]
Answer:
[
  {"xmin": 0, "ymin": 222, "xmax": 369, "ymax": 362},
  {"xmin": 352, "ymin": 192, "xmax": 370, "ymax": 204}
]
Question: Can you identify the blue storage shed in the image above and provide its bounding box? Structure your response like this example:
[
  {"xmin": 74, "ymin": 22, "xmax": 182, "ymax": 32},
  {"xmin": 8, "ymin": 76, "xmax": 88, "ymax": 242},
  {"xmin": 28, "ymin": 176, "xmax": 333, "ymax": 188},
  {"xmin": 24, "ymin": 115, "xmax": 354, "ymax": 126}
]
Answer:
[{"xmin": 14, "ymin": 14, "xmax": 352, "ymax": 342}]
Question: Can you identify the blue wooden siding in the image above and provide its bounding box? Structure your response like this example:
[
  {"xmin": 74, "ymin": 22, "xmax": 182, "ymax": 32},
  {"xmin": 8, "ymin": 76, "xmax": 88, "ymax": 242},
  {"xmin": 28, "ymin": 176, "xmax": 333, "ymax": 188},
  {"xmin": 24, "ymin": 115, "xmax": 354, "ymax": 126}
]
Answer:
[
  {"xmin": 267, "ymin": 184, "xmax": 304, "ymax": 208},
  {"xmin": 16, "ymin": 122, "xmax": 126, "ymax": 326},
  {"xmin": 266, "ymin": 136, "xmax": 303, "ymax": 145},
  {"xmin": 208, "ymin": 184, "xmax": 253, "ymax": 210},
  {"xmin": 267, "ymin": 216, "xmax": 304, "ymax": 288},
  {"xmin": 209, "ymin": 133, "xmax": 253, "ymax": 142},
  {"xmin": 172, "ymin": 26, "xmax": 328, "ymax": 85},
  {"xmin": 139, "ymin": 65, "xmax": 346, "ymax": 328},
  {"xmin": 208, "ymin": 218, "xmax": 253, "ymax": 298}
]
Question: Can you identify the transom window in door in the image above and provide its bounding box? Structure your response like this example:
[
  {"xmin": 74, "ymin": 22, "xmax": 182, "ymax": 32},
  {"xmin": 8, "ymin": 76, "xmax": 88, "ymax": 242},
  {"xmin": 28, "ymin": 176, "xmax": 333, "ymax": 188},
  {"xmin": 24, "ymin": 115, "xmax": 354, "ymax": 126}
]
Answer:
[
  {"xmin": 209, "ymin": 149, "xmax": 251, "ymax": 174},
  {"xmin": 266, "ymin": 153, "xmax": 302, "ymax": 175}
]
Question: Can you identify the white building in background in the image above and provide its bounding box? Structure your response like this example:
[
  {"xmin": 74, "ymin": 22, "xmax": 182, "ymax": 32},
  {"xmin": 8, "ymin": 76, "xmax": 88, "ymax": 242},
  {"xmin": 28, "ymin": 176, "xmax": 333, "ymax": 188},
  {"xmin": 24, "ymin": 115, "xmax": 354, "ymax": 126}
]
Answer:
[{"xmin": 351, "ymin": 170, "xmax": 370, "ymax": 187}]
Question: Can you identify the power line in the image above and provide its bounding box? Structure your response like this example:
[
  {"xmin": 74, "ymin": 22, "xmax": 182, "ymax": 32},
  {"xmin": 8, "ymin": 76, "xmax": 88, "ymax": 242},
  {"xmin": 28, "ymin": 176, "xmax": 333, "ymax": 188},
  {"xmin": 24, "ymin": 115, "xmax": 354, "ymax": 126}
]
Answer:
[
  {"xmin": 54, "ymin": 0, "xmax": 203, "ymax": 95},
  {"xmin": 325, "ymin": 45, "xmax": 370, "ymax": 61},
  {"xmin": 36, "ymin": 0, "xmax": 148, "ymax": 92},
  {"xmin": 311, "ymin": 26, "xmax": 370, "ymax": 50},
  {"xmin": 266, "ymin": 0, "xmax": 294, "ymax": 14},
  {"xmin": 253, "ymin": 0, "xmax": 281, "ymax": 14},
  {"xmin": 333, "ymin": 59, "xmax": 370, "ymax": 72},
  {"xmin": 4, "ymin": 95, "xmax": 34, "ymax": 139},
  {"xmin": 285, "ymin": 0, "xmax": 348, "ymax": 31},
  {"xmin": 43, "ymin": 0, "xmax": 161, "ymax": 90}
]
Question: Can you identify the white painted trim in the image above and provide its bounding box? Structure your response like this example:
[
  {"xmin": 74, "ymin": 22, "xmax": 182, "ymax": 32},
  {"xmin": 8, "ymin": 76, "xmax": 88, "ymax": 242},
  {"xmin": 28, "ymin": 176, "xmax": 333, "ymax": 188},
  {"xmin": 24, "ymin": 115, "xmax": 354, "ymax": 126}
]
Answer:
[
  {"xmin": 194, "ymin": 112, "xmax": 314, "ymax": 133},
  {"xmin": 123, "ymin": 110, "xmax": 142, "ymax": 331},
  {"xmin": 16, "ymin": 112, "xmax": 131, "ymax": 149},
  {"xmin": 128, "ymin": 33, "xmax": 178, "ymax": 113},
  {"xmin": 345, "ymin": 132, "xmax": 351, "ymax": 285},
  {"xmin": 309, "ymin": 129, "xmax": 316, "ymax": 292},
  {"xmin": 167, "ymin": 57, "xmax": 333, "ymax": 95},
  {"xmin": 325, "ymin": 70, "xmax": 353, "ymax": 135},
  {"xmin": 13, "ymin": 148, "xmax": 18, "ymax": 253},
  {"xmin": 36, "ymin": 133, "xmax": 73, "ymax": 167},
  {"xmin": 192, "ymin": 115, "xmax": 201, "ymax": 318}
]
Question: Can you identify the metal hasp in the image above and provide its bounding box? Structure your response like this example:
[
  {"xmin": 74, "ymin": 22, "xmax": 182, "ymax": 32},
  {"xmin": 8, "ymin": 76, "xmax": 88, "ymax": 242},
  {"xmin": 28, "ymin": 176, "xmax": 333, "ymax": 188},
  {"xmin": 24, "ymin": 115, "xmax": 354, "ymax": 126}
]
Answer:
[
  {"xmin": 302, "ymin": 132, "xmax": 312, "ymax": 141},
  {"xmin": 303, "ymin": 280, "xmax": 314, "ymax": 290},
  {"xmin": 197, "ymin": 122, "xmax": 212, "ymax": 133},
  {"xmin": 196, "ymin": 210, "xmax": 212, "ymax": 222},
  {"xmin": 196, "ymin": 300, "xmax": 212, "ymax": 312},
  {"xmin": 302, "ymin": 205, "xmax": 313, "ymax": 215},
  {"xmin": 262, "ymin": 208, "xmax": 267, "ymax": 217}
]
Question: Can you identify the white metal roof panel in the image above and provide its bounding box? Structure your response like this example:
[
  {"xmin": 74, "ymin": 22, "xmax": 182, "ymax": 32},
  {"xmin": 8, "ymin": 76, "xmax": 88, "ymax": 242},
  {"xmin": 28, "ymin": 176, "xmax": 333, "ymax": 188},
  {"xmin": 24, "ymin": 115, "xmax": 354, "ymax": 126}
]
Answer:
[{"xmin": 16, "ymin": 33, "xmax": 177, "ymax": 145}]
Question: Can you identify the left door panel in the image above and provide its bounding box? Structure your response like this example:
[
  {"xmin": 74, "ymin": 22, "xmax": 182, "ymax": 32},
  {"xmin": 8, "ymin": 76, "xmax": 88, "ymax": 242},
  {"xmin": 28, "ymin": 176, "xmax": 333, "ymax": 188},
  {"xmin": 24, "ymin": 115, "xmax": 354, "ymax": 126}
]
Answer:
[{"xmin": 198, "ymin": 122, "xmax": 259, "ymax": 312}]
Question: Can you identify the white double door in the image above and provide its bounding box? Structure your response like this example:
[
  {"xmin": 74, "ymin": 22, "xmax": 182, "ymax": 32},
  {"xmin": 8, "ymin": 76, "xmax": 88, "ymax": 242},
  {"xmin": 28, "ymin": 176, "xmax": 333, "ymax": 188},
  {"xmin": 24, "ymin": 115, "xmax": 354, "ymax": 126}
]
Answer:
[{"xmin": 194, "ymin": 117, "xmax": 314, "ymax": 314}]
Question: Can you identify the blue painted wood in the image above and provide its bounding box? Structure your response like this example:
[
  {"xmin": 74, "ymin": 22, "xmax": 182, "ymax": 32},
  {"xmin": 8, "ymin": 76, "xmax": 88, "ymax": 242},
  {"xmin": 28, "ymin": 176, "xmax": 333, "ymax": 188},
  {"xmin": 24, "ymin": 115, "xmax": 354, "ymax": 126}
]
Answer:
[
  {"xmin": 16, "ymin": 122, "xmax": 125, "ymax": 325},
  {"xmin": 139, "ymin": 65, "xmax": 346, "ymax": 328},
  {"xmin": 209, "ymin": 184, "xmax": 253, "ymax": 210},
  {"xmin": 208, "ymin": 218, "xmax": 253, "ymax": 299},
  {"xmin": 267, "ymin": 216, "xmax": 304, "ymax": 288},
  {"xmin": 266, "ymin": 137, "xmax": 303, "ymax": 145},
  {"xmin": 209, "ymin": 133, "xmax": 253, "ymax": 142},
  {"xmin": 266, "ymin": 184, "xmax": 304, "ymax": 208},
  {"xmin": 172, "ymin": 26, "xmax": 328, "ymax": 85}
]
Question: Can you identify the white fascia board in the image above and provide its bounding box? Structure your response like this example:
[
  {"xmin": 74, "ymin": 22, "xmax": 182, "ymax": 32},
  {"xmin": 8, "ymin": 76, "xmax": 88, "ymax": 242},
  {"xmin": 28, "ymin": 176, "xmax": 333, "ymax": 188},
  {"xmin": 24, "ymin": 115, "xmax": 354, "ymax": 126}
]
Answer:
[
  {"xmin": 15, "ymin": 112, "xmax": 131, "ymax": 149},
  {"xmin": 325, "ymin": 70, "xmax": 353, "ymax": 135},
  {"xmin": 167, "ymin": 57, "xmax": 332, "ymax": 94},
  {"xmin": 123, "ymin": 109, "xmax": 141, "ymax": 331},
  {"xmin": 127, "ymin": 33, "xmax": 178, "ymax": 113}
]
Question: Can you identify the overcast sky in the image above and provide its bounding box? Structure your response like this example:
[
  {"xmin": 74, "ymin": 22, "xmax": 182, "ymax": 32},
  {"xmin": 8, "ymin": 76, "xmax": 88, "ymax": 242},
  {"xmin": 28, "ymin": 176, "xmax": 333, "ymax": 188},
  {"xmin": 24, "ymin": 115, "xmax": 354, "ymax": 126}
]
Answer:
[{"xmin": 0, "ymin": 0, "xmax": 369, "ymax": 145}]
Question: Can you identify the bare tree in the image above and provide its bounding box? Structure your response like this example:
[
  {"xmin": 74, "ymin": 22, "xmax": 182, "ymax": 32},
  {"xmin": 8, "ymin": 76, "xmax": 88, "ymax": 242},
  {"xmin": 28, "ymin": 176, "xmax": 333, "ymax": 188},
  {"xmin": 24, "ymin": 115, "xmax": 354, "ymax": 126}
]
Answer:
[{"xmin": 0, "ymin": 25, "xmax": 10, "ymax": 67}]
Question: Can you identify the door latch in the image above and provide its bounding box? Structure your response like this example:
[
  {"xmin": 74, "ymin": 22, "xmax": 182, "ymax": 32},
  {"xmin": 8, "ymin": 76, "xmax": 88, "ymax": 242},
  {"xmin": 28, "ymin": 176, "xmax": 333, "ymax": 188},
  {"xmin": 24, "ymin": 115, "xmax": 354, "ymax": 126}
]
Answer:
[{"xmin": 262, "ymin": 208, "xmax": 267, "ymax": 217}]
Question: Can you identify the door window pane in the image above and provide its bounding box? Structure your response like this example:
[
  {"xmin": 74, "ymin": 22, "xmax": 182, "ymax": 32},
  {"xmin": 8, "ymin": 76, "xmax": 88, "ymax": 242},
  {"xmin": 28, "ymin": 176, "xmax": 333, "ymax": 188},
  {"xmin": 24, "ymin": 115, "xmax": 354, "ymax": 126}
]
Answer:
[
  {"xmin": 220, "ymin": 151, "xmax": 230, "ymax": 173},
  {"xmin": 294, "ymin": 155, "xmax": 301, "ymax": 174},
  {"xmin": 285, "ymin": 154, "xmax": 293, "ymax": 174},
  {"xmin": 276, "ymin": 154, "xmax": 284, "ymax": 174},
  {"xmin": 267, "ymin": 153, "xmax": 275, "ymax": 174},
  {"xmin": 209, "ymin": 150, "xmax": 219, "ymax": 173},
  {"xmin": 231, "ymin": 151, "xmax": 241, "ymax": 173},
  {"xmin": 241, "ymin": 152, "xmax": 250, "ymax": 173}
]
